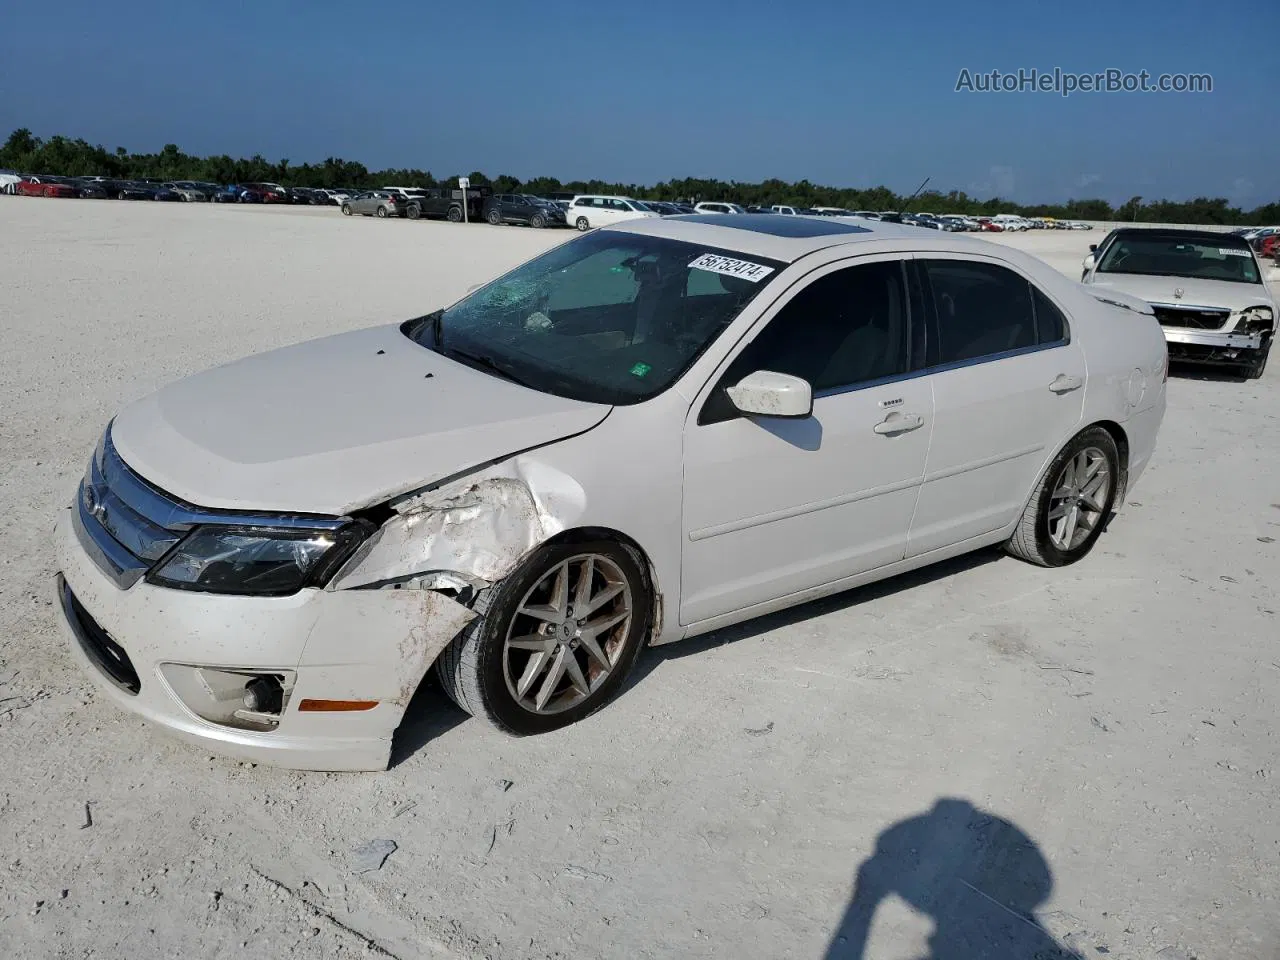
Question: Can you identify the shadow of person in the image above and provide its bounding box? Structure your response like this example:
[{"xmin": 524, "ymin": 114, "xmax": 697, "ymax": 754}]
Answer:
[{"xmin": 826, "ymin": 798, "xmax": 1083, "ymax": 960}]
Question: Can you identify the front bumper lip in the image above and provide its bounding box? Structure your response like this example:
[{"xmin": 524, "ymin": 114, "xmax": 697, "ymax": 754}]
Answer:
[
  {"xmin": 1161, "ymin": 327, "xmax": 1264, "ymax": 350},
  {"xmin": 54, "ymin": 509, "xmax": 471, "ymax": 771}
]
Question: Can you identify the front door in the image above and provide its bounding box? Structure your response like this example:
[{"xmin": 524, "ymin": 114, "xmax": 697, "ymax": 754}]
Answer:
[{"xmin": 681, "ymin": 257, "xmax": 933, "ymax": 626}]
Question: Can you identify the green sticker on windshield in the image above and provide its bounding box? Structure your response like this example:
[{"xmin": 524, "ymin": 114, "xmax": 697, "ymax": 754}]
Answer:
[{"xmin": 629, "ymin": 362, "xmax": 652, "ymax": 378}]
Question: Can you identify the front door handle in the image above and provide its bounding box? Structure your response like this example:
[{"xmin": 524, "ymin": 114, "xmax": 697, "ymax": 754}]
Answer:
[
  {"xmin": 874, "ymin": 412, "xmax": 925, "ymax": 435},
  {"xmin": 1049, "ymin": 374, "xmax": 1083, "ymax": 394}
]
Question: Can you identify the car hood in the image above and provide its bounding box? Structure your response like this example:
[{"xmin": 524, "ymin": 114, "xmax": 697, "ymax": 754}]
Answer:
[
  {"xmin": 110, "ymin": 324, "xmax": 611, "ymax": 516},
  {"xmin": 1089, "ymin": 274, "xmax": 1274, "ymax": 311}
]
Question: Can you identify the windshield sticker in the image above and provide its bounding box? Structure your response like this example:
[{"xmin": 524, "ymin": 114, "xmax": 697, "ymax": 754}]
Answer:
[
  {"xmin": 688, "ymin": 253, "xmax": 775, "ymax": 283},
  {"xmin": 629, "ymin": 362, "xmax": 652, "ymax": 378},
  {"xmin": 1219, "ymin": 247, "xmax": 1251, "ymax": 257}
]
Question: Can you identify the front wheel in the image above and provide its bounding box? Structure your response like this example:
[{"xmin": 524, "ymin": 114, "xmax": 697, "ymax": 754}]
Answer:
[
  {"xmin": 575, "ymin": 216, "xmax": 590, "ymax": 231},
  {"xmin": 435, "ymin": 541, "xmax": 651, "ymax": 735},
  {"xmin": 1006, "ymin": 426, "xmax": 1120, "ymax": 567},
  {"xmin": 1245, "ymin": 341, "xmax": 1271, "ymax": 380},
  {"xmin": 341, "ymin": 204, "xmax": 351, "ymax": 216},
  {"xmin": 531, "ymin": 213, "xmax": 546, "ymax": 229}
]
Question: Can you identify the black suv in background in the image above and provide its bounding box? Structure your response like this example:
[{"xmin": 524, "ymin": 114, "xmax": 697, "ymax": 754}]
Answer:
[{"xmin": 482, "ymin": 194, "xmax": 567, "ymax": 228}]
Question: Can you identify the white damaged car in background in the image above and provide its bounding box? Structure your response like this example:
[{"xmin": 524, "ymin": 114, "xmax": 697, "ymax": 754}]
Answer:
[
  {"xmin": 55, "ymin": 214, "xmax": 1168, "ymax": 771},
  {"xmin": 1081, "ymin": 227, "xmax": 1275, "ymax": 379}
]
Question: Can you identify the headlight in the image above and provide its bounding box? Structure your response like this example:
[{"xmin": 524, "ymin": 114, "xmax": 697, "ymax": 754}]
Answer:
[
  {"xmin": 1239, "ymin": 306, "xmax": 1274, "ymax": 334},
  {"xmin": 148, "ymin": 524, "xmax": 367, "ymax": 596}
]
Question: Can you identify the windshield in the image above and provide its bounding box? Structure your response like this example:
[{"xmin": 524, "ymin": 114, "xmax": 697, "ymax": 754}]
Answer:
[
  {"xmin": 402, "ymin": 230, "xmax": 783, "ymax": 404},
  {"xmin": 1097, "ymin": 234, "xmax": 1261, "ymax": 284}
]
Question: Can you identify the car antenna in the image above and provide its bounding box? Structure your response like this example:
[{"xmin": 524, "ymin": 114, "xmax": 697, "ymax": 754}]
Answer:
[{"xmin": 880, "ymin": 177, "xmax": 930, "ymax": 224}]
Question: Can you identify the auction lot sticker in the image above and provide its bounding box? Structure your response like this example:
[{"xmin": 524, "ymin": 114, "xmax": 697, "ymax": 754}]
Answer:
[{"xmin": 688, "ymin": 253, "xmax": 775, "ymax": 282}]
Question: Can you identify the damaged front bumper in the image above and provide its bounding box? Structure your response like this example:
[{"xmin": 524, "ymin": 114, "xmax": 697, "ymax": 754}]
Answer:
[
  {"xmin": 54, "ymin": 510, "xmax": 475, "ymax": 771},
  {"xmin": 1163, "ymin": 327, "xmax": 1266, "ymax": 365}
]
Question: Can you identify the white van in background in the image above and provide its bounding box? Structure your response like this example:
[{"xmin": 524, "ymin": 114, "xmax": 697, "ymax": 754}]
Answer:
[{"xmin": 567, "ymin": 195, "xmax": 658, "ymax": 231}]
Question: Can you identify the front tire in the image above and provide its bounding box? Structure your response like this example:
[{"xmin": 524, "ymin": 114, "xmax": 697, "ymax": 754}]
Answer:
[
  {"xmin": 531, "ymin": 213, "xmax": 546, "ymax": 229},
  {"xmin": 435, "ymin": 541, "xmax": 651, "ymax": 735},
  {"xmin": 341, "ymin": 204, "xmax": 351, "ymax": 216},
  {"xmin": 1006, "ymin": 426, "xmax": 1120, "ymax": 567},
  {"xmin": 575, "ymin": 216, "xmax": 590, "ymax": 231},
  {"xmin": 1245, "ymin": 341, "xmax": 1271, "ymax": 380}
]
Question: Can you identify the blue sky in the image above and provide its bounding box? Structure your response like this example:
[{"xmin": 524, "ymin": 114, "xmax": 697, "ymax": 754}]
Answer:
[{"xmin": 0, "ymin": 0, "xmax": 1273, "ymax": 205}]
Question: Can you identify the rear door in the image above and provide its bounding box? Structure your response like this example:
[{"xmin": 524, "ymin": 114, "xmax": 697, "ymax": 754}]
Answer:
[{"xmin": 905, "ymin": 256, "xmax": 1085, "ymax": 556}]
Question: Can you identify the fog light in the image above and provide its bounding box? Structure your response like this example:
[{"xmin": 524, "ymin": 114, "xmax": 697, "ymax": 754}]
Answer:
[
  {"xmin": 159, "ymin": 664, "xmax": 296, "ymax": 732},
  {"xmin": 243, "ymin": 676, "xmax": 284, "ymax": 714}
]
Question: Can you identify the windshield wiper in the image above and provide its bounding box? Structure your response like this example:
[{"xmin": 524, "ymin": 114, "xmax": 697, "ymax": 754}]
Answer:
[{"xmin": 442, "ymin": 345, "xmax": 537, "ymax": 389}]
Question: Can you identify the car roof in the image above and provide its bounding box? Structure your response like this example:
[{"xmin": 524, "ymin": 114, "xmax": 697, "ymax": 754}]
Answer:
[{"xmin": 606, "ymin": 212, "xmax": 991, "ymax": 262}]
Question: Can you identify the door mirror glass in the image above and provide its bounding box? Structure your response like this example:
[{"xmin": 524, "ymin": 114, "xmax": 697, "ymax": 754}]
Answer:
[
  {"xmin": 1082, "ymin": 254, "xmax": 1096, "ymax": 271},
  {"xmin": 1088, "ymin": 243, "xmax": 1097, "ymax": 252},
  {"xmin": 726, "ymin": 370, "xmax": 813, "ymax": 418}
]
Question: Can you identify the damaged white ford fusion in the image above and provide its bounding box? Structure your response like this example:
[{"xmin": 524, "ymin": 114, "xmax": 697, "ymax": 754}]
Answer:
[{"xmin": 56, "ymin": 214, "xmax": 1168, "ymax": 770}]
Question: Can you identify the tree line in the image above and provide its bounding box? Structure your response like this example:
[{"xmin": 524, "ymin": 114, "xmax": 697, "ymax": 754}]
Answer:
[{"xmin": 4, "ymin": 128, "xmax": 1277, "ymax": 226}]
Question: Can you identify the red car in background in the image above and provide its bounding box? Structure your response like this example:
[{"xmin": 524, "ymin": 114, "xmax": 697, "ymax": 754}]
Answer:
[
  {"xmin": 15, "ymin": 175, "xmax": 77, "ymax": 198},
  {"xmin": 976, "ymin": 217, "xmax": 1004, "ymax": 232},
  {"xmin": 241, "ymin": 182, "xmax": 290, "ymax": 203},
  {"xmin": 1258, "ymin": 233, "xmax": 1279, "ymax": 261}
]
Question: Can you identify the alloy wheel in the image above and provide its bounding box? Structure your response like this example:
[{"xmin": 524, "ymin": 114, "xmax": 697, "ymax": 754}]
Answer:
[
  {"xmin": 1047, "ymin": 447, "xmax": 1111, "ymax": 551},
  {"xmin": 502, "ymin": 554, "xmax": 634, "ymax": 715}
]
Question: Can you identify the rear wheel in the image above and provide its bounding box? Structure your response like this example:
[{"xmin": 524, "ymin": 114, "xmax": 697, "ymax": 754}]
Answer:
[
  {"xmin": 376, "ymin": 206, "xmax": 388, "ymax": 218},
  {"xmin": 341, "ymin": 204, "xmax": 351, "ymax": 216},
  {"xmin": 1006, "ymin": 426, "xmax": 1120, "ymax": 567},
  {"xmin": 575, "ymin": 216, "xmax": 590, "ymax": 231},
  {"xmin": 435, "ymin": 541, "xmax": 651, "ymax": 735},
  {"xmin": 487, "ymin": 208, "xmax": 502, "ymax": 225},
  {"xmin": 406, "ymin": 203, "xmax": 421, "ymax": 221},
  {"xmin": 447, "ymin": 205, "xmax": 462, "ymax": 223}
]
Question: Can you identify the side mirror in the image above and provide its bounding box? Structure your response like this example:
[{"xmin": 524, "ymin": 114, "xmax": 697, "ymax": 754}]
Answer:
[
  {"xmin": 1081, "ymin": 254, "xmax": 1096, "ymax": 272},
  {"xmin": 1088, "ymin": 243, "xmax": 1097, "ymax": 252},
  {"xmin": 726, "ymin": 370, "xmax": 813, "ymax": 418}
]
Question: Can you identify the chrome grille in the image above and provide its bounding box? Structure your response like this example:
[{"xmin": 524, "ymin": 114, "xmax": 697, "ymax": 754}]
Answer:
[{"xmin": 1150, "ymin": 304, "xmax": 1230, "ymax": 330}]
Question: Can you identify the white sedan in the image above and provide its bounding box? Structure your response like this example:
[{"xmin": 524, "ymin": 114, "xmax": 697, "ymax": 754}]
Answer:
[{"xmin": 56, "ymin": 214, "xmax": 1168, "ymax": 770}]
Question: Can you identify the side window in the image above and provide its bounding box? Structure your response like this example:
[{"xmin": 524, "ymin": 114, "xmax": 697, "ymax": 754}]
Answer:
[
  {"xmin": 1030, "ymin": 285, "xmax": 1067, "ymax": 344},
  {"xmin": 922, "ymin": 260, "xmax": 1036, "ymax": 364},
  {"xmin": 700, "ymin": 261, "xmax": 911, "ymax": 424}
]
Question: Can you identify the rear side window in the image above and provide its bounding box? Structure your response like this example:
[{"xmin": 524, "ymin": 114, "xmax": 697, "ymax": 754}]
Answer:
[
  {"xmin": 922, "ymin": 260, "xmax": 1036, "ymax": 364},
  {"xmin": 1031, "ymin": 286, "xmax": 1067, "ymax": 344}
]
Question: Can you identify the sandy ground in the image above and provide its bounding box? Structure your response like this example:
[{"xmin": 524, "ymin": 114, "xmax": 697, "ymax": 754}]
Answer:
[{"xmin": 1, "ymin": 199, "xmax": 1277, "ymax": 960}]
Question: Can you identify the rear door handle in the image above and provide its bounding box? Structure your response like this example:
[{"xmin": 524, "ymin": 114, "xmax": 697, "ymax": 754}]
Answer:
[
  {"xmin": 874, "ymin": 412, "xmax": 925, "ymax": 435},
  {"xmin": 1049, "ymin": 374, "xmax": 1083, "ymax": 394}
]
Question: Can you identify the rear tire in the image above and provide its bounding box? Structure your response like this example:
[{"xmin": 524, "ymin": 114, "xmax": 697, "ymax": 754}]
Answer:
[
  {"xmin": 575, "ymin": 216, "xmax": 590, "ymax": 231},
  {"xmin": 435, "ymin": 540, "xmax": 651, "ymax": 735},
  {"xmin": 487, "ymin": 208, "xmax": 502, "ymax": 225},
  {"xmin": 341, "ymin": 204, "xmax": 351, "ymax": 216},
  {"xmin": 1006, "ymin": 426, "xmax": 1120, "ymax": 567},
  {"xmin": 406, "ymin": 204, "xmax": 421, "ymax": 221},
  {"xmin": 447, "ymin": 205, "xmax": 462, "ymax": 223},
  {"xmin": 376, "ymin": 206, "xmax": 388, "ymax": 218}
]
